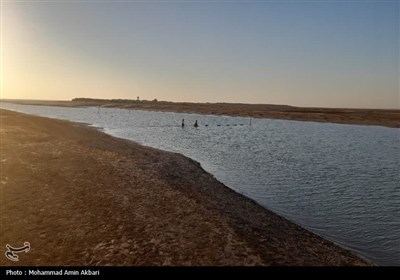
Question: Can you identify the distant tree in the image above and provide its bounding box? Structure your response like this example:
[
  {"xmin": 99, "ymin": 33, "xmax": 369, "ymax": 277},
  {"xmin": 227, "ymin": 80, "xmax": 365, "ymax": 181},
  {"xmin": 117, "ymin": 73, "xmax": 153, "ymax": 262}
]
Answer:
[
  {"xmin": 137, "ymin": 96, "xmax": 140, "ymax": 101},
  {"xmin": 153, "ymin": 98, "xmax": 158, "ymax": 102}
]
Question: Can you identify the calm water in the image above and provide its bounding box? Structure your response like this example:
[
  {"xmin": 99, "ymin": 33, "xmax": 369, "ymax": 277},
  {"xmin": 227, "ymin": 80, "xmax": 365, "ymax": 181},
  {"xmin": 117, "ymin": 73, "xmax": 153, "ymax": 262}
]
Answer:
[{"xmin": 2, "ymin": 103, "xmax": 399, "ymax": 265}]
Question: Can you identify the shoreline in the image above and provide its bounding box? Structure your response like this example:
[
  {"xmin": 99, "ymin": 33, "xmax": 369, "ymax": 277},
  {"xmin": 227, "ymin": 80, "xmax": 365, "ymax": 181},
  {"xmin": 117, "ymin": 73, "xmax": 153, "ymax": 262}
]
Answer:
[
  {"xmin": 2, "ymin": 99, "xmax": 399, "ymax": 128},
  {"xmin": 0, "ymin": 109, "xmax": 371, "ymax": 265}
]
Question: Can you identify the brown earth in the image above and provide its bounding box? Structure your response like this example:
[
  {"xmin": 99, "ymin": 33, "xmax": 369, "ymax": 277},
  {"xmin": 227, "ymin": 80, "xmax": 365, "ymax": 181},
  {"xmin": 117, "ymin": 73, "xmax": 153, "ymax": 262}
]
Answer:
[
  {"xmin": 3, "ymin": 98, "xmax": 399, "ymax": 128},
  {"xmin": 0, "ymin": 109, "xmax": 371, "ymax": 266}
]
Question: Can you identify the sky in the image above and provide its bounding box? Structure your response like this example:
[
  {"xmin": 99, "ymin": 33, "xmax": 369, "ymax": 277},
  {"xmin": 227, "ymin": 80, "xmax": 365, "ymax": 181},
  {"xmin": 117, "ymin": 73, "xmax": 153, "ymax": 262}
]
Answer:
[{"xmin": 1, "ymin": 0, "xmax": 399, "ymax": 109}]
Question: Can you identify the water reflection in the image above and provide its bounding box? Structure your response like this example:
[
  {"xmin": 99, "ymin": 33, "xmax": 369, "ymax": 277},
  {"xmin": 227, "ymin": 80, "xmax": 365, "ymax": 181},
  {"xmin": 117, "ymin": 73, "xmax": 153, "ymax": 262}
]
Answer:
[{"xmin": 2, "ymin": 103, "xmax": 399, "ymax": 265}]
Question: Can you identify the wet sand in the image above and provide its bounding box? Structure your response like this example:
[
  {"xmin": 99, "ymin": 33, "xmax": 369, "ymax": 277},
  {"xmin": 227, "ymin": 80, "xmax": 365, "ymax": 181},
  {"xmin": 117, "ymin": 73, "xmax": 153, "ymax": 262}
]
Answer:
[
  {"xmin": 0, "ymin": 109, "xmax": 370, "ymax": 266},
  {"xmin": 3, "ymin": 98, "xmax": 400, "ymax": 128}
]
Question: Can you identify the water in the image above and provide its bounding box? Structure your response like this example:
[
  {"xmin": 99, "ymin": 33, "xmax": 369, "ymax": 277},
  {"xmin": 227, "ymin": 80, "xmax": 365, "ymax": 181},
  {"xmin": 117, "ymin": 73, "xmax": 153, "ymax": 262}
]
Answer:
[{"xmin": 2, "ymin": 102, "xmax": 399, "ymax": 265}]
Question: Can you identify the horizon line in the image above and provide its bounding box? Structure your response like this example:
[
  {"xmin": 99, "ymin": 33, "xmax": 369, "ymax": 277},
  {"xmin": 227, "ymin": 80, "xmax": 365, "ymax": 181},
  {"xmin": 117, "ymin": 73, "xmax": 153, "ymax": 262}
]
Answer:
[{"xmin": 1, "ymin": 97, "xmax": 399, "ymax": 111}]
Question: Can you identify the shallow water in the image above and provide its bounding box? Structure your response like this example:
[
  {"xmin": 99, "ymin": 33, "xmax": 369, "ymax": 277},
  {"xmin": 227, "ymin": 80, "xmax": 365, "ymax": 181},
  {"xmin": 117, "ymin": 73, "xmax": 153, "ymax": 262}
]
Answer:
[{"xmin": 2, "ymin": 103, "xmax": 399, "ymax": 265}]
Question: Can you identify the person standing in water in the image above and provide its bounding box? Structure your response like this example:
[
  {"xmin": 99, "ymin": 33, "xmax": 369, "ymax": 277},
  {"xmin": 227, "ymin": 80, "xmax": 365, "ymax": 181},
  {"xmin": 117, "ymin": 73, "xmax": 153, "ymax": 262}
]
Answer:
[
  {"xmin": 181, "ymin": 119, "xmax": 185, "ymax": 128},
  {"xmin": 194, "ymin": 120, "xmax": 198, "ymax": 128}
]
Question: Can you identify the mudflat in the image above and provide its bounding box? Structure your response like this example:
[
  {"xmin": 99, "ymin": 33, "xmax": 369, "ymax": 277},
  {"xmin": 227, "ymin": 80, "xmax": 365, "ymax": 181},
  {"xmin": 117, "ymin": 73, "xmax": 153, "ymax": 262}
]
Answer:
[
  {"xmin": 3, "ymin": 98, "xmax": 399, "ymax": 128},
  {"xmin": 0, "ymin": 109, "xmax": 370, "ymax": 265}
]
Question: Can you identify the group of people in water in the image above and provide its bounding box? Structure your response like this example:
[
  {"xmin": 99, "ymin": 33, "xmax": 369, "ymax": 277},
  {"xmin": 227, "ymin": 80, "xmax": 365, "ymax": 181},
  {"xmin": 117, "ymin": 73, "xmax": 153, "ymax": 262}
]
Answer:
[
  {"xmin": 181, "ymin": 119, "xmax": 198, "ymax": 128},
  {"xmin": 181, "ymin": 118, "xmax": 251, "ymax": 128}
]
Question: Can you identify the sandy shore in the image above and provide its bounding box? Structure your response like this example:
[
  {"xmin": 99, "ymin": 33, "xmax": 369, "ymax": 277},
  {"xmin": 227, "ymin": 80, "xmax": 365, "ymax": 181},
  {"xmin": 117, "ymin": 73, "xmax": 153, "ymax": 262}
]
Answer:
[
  {"xmin": 0, "ymin": 109, "xmax": 370, "ymax": 266},
  {"xmin": 3, "ymin": 98, "xmax": 400, "ymax": 128}
]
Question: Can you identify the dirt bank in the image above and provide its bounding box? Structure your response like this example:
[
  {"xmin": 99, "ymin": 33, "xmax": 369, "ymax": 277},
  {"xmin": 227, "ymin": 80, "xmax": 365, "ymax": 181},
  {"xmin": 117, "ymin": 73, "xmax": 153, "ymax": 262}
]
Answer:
[
  {"xmin": 3, "ymin": 99, "xmax": 399, "ymax": 128},
  {"xmin": 0, "ymin": 109, "xmax": 370, "ymax": 265}
]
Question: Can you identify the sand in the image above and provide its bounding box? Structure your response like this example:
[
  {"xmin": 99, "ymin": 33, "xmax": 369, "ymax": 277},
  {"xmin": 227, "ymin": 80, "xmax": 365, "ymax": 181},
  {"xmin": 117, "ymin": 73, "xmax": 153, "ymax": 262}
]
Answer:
[
  {"xmin": 3, "ymin": 98, "xmax": 400, "ymax": 128},
  {"xmin": 0, "ymin": 109, "xmax": 370, "ymax": 266}
]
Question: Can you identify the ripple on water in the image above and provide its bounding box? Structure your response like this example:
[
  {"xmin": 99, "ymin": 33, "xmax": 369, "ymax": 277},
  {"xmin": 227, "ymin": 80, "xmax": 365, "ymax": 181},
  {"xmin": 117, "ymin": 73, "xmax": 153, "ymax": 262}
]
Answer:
[{"xmin": 2, "ymin": 103, "xmax": 399, "ymax": 266}]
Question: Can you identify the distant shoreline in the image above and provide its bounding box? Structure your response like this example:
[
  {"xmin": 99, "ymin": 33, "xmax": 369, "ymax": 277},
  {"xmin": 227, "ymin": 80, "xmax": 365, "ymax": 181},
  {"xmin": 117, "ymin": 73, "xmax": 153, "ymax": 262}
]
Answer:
[
  {"xmin": 2, "ymin": 98, "xmax": 400, "ymax": 128},
  {"xmin": 0, "ymin": 109, "xmax": 371, "ymax": 265}
]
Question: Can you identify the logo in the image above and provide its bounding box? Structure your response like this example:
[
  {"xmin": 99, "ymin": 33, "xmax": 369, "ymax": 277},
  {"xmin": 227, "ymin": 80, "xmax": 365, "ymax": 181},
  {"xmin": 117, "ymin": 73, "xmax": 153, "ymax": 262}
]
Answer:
[{"xmin": 5, "ymin": 242, "xmax": 30, "ymax": 262}]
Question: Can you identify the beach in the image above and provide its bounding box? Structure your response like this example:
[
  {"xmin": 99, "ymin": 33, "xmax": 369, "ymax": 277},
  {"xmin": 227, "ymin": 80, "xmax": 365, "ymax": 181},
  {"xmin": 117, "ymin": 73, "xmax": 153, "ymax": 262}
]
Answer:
[
  {"xmin": 0, "ymin": 109, "xmax": 370, "ymax": 266},
  {"xmin": 3, "ymin": 99, "xmax": 400, "ymax": 128}
]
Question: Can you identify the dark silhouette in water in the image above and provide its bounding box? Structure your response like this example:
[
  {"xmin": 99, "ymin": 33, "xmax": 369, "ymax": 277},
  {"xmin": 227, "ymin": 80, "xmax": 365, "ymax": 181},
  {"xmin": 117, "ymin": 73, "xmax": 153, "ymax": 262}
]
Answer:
[
  {"xmin": 182, "ymin": 119, "xmax": 185, "ymax": 128},
  {"xmin": 194, "ymin": 120, "xmax": 198, "ymax": 128}
]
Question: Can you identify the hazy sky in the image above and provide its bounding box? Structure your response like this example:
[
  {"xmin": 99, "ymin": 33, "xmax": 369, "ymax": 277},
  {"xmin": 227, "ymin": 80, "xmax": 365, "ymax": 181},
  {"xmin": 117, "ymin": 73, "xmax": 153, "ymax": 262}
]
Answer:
[{"xmin": 1, "ymin": 0, "xmax": 399, "ymax": 108}]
